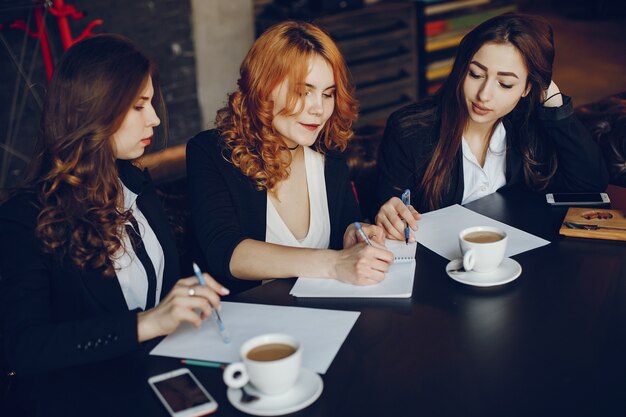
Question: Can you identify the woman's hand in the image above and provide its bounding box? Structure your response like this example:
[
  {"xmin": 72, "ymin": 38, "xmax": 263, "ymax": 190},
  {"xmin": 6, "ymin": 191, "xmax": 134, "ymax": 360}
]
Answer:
[
  {"xmin": 332, "ymin": 242, "xmax": 394, "ymax": 286},
  {"xmin": 343, "ymin": 222, "xmax": 386, "ymax": 248},
  {"xmin": 137, "ymin": 274, "xmax": 229, "ymax": 342},
  {"xmin": 542, "ymin": 80, "xmax": 563, "ymax": 108},
  {"xmin": 375, "ymin": 197, "xmax": 421, "ymax": 241}
]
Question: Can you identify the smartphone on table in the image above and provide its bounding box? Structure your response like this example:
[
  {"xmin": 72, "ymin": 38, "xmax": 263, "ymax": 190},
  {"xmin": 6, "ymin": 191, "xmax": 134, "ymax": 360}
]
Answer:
[
  {"xmin": 545, "ymin": 192, "xmax": 610, "ymax": 206},
  {"xmin": 148, "ymin": 368, "xmax": 218, "ymax": 416}
]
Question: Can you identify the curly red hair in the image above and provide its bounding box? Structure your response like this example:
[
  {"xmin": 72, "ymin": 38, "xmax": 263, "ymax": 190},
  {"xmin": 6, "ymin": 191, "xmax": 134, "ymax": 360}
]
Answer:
[{"xmin": 216, "ymin": 21, "xmax": 358, "ymax": 192}]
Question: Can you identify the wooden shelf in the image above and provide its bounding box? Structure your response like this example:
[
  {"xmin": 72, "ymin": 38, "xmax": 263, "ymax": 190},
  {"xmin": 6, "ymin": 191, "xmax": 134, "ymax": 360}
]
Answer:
[{"xmin": 414, "ymin": 0, "xmax": 517, "ymax": 98}]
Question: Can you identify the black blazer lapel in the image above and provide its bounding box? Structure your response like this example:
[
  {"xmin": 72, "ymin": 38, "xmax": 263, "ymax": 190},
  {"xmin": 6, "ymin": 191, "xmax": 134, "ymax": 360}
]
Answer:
[
  {"xmin": 236, "ymin": 176, "xmax": 267, "ymax": 242},
  {"xmin": 80, "ymin": 265, "xmax": 129, "ymax": 312},
  {"xmin": 136, "ymin": 182, "xmax": 180, "ymax": 295},
  {"xmin": 324, "ymin": 152, "xmax": 343, "ymax": 228}
]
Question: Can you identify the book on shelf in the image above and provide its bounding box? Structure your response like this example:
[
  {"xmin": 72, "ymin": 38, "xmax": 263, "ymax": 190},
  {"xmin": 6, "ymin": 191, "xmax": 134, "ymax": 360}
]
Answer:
[
  {"xmin": 427, "ymin": 82, "xmax": 443, "ymax": 95},
  {"xmin": 425, "ymin": 4, "xmax": 516, "ymax": 36},
  {"xmin": 426, "ymin": 57, "xmax": 455, "ymax": 81},
  {"xmin": 559, "ymin": 207, "xmax": 626, "ymax": 241},
  {"xmin": 426, "ymin": 31, "xmax": 466, "ymax": 52},
  {"xmin": 423, "ymin": 0, "xmax": 491, "ymax": 16}
]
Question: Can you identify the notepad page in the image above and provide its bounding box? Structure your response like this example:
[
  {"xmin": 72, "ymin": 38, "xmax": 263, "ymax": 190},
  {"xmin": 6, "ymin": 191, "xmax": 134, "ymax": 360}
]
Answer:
[
  {"xmin": 290, "ymin": 239, "xmax": 417, "ymax": 298},
  {"xmin": 386, "ymin": 239, "xmax": 417, "ymax": 261}
]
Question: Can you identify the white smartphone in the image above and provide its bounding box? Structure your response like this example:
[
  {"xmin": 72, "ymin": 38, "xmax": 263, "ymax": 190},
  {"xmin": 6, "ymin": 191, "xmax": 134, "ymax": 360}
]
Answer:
[
  {"xmin": 545, "ymin": 192, "xmax": 610, "ymax": 206},
  {"xmin": 148, "ymin": 368, "xmax": 218, "ymax": 417}
]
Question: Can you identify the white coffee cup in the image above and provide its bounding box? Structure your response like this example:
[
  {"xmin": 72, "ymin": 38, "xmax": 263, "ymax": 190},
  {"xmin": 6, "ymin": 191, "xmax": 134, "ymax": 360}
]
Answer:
[
  {"xmin": 459, "ymin": 226, "xmax": 507, "ymax": 273},
  {"xmin": 222, "ymin": 333, "xmax": 301, "ymax": 396}
]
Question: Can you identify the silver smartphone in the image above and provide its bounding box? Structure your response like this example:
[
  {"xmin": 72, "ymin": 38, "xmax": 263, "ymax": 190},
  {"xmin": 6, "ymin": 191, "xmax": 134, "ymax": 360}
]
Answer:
[
  {"xmin": 545, "ymin": 192, "xmax": 610, "ymax": 206},
  {"xmin": 148, "ymin": 368, "xmax": 218, "ymax": 417}
]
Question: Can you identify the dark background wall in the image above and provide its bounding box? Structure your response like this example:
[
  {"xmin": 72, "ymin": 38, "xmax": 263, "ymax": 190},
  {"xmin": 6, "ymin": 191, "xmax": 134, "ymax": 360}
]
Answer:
[{"xmin": 0, "ymin": 0, "xmax": 201, "ymax": 191}]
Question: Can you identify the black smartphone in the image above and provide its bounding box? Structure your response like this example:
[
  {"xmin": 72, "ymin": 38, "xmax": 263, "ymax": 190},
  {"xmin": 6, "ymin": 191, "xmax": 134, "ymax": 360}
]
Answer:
[{"xmin": 545, "ymin": 192, "xmax": 610, "ymax": 206}]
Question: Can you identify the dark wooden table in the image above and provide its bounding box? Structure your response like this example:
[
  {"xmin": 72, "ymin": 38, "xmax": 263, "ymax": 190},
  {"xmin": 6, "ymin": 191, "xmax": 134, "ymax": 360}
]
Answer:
[{"xmin": 106, "ymin": 187, "xmax": 626, "ymax": 417}]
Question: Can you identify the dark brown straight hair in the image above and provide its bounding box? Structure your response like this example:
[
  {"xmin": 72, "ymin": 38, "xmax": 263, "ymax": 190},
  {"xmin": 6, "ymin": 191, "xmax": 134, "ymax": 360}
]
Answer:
[
  {"xmin": 420, "ymin": 12, "xmax": 556, "ymax": 211},
  {"xmin": 28, "ymin": 34, "xmax": 167, "ymax": 276}
]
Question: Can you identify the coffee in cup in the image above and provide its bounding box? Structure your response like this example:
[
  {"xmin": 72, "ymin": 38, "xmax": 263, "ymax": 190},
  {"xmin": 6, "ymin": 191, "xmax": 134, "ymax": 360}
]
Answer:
[
  {"xmin": 223, "ymin": 333, "xmax": 301, "ymax": 396},
  {"xmin": 459, "ymin": 226, "xmax": 507, "ymax": 273},
  {"xmin": 246, "ymin": 343, "xmax": 297, "ymax": 362}
]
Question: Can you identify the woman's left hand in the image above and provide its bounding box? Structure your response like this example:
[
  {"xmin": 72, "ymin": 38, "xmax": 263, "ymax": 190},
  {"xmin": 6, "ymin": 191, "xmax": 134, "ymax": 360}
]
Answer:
[{"xmin": 343, "ymin": 222, "xmax": 386, "ymax": 248}]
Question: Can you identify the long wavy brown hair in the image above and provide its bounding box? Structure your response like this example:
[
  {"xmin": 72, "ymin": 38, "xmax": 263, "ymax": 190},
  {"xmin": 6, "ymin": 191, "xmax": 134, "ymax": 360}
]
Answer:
[
  {"xmin": 26, "ymin": 34, "xmax": 167, "ymax": 276},
  {"xmin": 216, "ymin": 21, "xmax": 358, "ymax": 192},
  {"xmin": 420, "ymin": 13, "xmax": 557, "ymax": 210}
]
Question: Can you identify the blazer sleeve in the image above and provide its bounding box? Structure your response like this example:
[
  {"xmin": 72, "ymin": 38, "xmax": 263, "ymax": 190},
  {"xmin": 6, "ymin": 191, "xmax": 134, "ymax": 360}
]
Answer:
[
  {"xmin": 0, "ymin": 197, "xmax": 140, "ymax": 377},
  {"xmin": 539, "ymin": 95, "xmax": 609, "ymax": 192},
  {"xmin": 326, "ymin": 153, "xmax": 362, "ymax": 250},
  {"xmin": 376, "ymin": 104, "xmax": 438, "ymax": 213},
  {"xmin": 186, "ymin": 132, "xmax": 248, "ymax": 285},
  {"xmin": 377, "ymin": 111, "xmax": 416, "ymax": 208}
]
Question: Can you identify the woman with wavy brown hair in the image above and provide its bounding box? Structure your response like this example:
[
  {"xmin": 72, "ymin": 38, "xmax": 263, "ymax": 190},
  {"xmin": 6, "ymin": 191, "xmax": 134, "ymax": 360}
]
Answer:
[
  {"xmin": 0, "ymin": 34, "xmax": 227, "ymax": 416},
  {"xmin": 375, "ymin": 13, "xmax": 608, "ymax": 241},
  {"xmin": 187, "ymin": 21, "xmax": 393, "ymax": 293}
]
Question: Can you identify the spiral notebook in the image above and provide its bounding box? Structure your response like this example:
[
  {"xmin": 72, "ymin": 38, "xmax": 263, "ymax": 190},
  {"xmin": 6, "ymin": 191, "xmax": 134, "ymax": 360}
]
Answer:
[{"xmin": 289, "ymin": 239, "xmax": 417, "ymax": 298}]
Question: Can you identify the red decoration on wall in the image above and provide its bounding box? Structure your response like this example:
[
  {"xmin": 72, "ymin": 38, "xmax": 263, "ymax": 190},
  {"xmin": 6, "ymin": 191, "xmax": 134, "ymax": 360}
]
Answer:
[
  {"xmin": 48, "ymin": 0, "xmax": 103, "ymax": 50},
  {"xmin": 2, "ymin": 0, "xmax": 103, "ymax": 80}
]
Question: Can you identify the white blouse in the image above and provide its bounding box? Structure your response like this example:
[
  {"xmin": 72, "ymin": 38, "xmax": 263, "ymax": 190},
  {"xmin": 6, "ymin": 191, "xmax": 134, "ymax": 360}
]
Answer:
[
  {"xmin": 112, "ymin": 182, "xmax": 165, "ymax": 310},
  {"xmin": 266, "ymin": 146, "xmax": 331, "ymax": 249},
  {"xmin": 461, "ymin": 121, "xmax": 507, "ymax": 205}
]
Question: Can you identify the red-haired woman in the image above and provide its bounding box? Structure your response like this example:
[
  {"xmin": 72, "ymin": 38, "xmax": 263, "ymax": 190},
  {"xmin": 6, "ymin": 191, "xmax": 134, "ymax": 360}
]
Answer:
[
  {"xmin": 375, "ymin": 13, "xmax": 609, "ymax": 241},
  {"xmin": 0, "ymin": 35, "xmax": 228, "ymax": 416},
  {"xmin": 187, "ymin": 21, "xmax": 393, "ymax": 293}
]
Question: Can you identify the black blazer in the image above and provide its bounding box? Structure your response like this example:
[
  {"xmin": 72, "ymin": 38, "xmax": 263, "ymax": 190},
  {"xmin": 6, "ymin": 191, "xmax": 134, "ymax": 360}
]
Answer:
[
  {"xmin": 186, "ymin": 129, "xmax": 361, "ymax": 293},
  {"xmin": 0, "ymin": 161, "xmax": 179, "ymax": 416},
  {"xmin": 377, "ymin": 95, "xmax": 610, "ymax": 213}
]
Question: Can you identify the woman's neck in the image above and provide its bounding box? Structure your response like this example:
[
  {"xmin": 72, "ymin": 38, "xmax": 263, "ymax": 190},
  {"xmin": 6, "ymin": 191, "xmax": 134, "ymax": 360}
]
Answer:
[
  {"xmin": 463, "ymin": 119, "xmax": 496, "ymax": 144},
  {"xmin": 463, "ymin": 120, "xmax": 497, "ymax": 167}
]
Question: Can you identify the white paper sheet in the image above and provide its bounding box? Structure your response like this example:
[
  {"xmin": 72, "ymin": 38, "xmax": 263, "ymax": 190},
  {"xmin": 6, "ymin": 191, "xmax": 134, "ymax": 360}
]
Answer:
[
  {"xmin": 415, "ymin": 204, "xmax": 550, "ymax": 260},
  {"xmin": 289, "ymin": 240, "xmax": 417, "ymax": 298},
  {"xmin": 150, "ymin": 302, "xmax": 360, "ymax": 374}
]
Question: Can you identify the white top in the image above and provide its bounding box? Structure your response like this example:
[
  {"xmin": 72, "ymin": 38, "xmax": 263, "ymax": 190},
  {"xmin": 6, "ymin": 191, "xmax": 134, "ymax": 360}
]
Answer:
[
  {"xmin": 112, "ymin": 182, "xmax": 165, "ymax": 310},
  {"xmin": 461, "ymin": 121, "xmax": 507, "ymax": 205},
  {"xmin": 266, "ymin": 146, "xmax": 331, "ymax": 249}
]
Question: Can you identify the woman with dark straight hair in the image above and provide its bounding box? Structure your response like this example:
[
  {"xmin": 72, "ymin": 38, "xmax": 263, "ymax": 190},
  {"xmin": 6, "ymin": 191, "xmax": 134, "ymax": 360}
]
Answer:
[
  {"xmin": 188, "ymin": 21, "xmax": 393, "ymax": 293},
  {"xmin": 375, "ymin": 12, "xmax": 609, "ymax": 241},
  {"xmin": 0, "ymin": 34, "xmax": 227, "ymax": 416}
]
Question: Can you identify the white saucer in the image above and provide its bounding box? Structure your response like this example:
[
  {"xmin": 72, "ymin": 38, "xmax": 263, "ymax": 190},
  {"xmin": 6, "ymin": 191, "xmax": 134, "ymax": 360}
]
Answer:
[
  {"xmin": 446, "ymin": 257, "xmax": 522, "ymax": 287},
  {"xmin": 227, "ymin": 368, "xmax": 323, "ymax": 416}
]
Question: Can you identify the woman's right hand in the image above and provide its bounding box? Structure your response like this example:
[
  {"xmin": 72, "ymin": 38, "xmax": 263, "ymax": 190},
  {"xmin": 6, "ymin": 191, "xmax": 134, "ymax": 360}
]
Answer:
[
  {"xmin": 333, "ymin": 242, "xmax": 394, "ymax": 286},
  {"xmin": 137, "ymin": 274, "xmax": 229, "ymax": 342},
  {"xmin": 375, "ymin": 197, "xmax": 421, "ymax": 241}
]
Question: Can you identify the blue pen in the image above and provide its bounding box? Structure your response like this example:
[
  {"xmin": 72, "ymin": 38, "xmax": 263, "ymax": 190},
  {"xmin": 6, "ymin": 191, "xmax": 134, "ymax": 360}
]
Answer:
[
  {"xmin": 401, "ymin": 189, "xmax": 411, "ymax": 245},
  {"xmin": 192, "ymin": 263, "xmax": 231, "ymax": 344},
  {"xmin": 354, "ymin": 222, "xmax": 373, "ymax": 246}
]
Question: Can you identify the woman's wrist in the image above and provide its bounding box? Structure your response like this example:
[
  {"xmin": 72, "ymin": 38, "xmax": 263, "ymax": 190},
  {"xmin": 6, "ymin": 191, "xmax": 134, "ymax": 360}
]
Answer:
[
  {"xmin": 314, "ymin": 249, "xmax": 340, "ymax": 279},
  {"xmin": 542, "ymin": 92, "xmax": 563, "ymax": 107},
  {"xmin": 542, "ymin": 80, "xmax": 563, "ymax": 108},
  {"xmin": 137, "ymin": 310, "xmax": 161, "ymax": 342}
]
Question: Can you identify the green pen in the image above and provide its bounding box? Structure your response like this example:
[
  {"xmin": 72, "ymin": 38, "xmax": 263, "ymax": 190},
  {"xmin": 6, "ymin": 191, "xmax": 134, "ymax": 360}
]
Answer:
[{"xmin": 181, "ymin": 359, "xmax": 225, "ymax": 369}]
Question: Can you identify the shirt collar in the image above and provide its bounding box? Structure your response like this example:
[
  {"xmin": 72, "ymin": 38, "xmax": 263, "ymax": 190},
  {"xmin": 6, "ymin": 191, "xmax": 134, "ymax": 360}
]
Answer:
[{"xmin": 116, "ymin": 159, "xmax": 149, "ymax": 195}]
